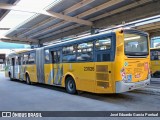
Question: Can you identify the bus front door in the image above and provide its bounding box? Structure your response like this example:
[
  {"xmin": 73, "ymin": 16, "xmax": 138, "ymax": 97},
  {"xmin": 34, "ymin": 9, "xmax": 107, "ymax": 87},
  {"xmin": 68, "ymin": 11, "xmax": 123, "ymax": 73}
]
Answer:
[
  {"xmin": 11, "ymin": 58, "xmax": 15, "ymax": 78},
  {"xmin": 19, "ymin": 56, "xmax": 23, "ymax": 80}
]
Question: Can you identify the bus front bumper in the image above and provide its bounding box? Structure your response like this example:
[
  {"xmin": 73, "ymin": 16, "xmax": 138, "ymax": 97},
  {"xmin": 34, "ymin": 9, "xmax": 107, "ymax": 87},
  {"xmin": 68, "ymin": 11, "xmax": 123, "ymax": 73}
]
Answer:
[{"xmin": 116, "ymin": 77, "xmax": 150, "ymax": 93}]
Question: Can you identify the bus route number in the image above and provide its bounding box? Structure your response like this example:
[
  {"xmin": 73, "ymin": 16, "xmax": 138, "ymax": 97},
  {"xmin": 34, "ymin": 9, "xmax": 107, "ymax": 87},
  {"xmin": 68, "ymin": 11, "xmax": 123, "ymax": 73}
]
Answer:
[{"xmin": 84, "ymin": 67, "xmax": 94, "ymax": 71}]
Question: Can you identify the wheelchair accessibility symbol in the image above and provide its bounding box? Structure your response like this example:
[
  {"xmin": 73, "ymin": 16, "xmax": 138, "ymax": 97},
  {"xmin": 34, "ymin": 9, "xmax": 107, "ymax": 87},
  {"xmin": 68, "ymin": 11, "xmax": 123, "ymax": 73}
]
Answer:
[{"xmin": 124, "ymin": 62, "xmax": 128, "ymax": 66}]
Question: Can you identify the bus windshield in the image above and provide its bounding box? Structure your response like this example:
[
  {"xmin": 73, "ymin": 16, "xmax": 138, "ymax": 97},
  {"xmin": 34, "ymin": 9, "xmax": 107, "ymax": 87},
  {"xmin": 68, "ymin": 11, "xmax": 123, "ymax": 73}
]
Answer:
[{"xmin": 124, "ymin": 33, "xmax": 149, "ymax": 56}]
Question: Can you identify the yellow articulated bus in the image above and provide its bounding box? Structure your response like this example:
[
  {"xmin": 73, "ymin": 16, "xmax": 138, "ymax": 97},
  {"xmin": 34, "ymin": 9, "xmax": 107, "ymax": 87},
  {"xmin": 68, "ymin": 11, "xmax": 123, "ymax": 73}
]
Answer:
[
  {"xmin": 5, "ymin": 29, "xmax": 150, "ymax": 94},
  {"xmin": 150, "ymin": 47, "xmax": 160, "ymax": 78},
  {"xmin": 5, "ymin": 50, "xmax": 37, "ymax": 84}
]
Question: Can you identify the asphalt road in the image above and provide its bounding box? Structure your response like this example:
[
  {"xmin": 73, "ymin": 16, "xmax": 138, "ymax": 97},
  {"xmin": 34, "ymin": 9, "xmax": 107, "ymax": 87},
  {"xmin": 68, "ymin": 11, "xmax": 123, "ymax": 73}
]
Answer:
[{"xmin": 0, "ymin": 71, "xmax": 160, "ymax": 120}]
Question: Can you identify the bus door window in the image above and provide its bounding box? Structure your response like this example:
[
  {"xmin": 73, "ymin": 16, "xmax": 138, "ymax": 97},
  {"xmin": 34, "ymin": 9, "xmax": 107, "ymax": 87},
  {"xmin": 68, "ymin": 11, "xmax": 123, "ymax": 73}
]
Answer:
[
  {"xmin": 23, "ymin": 54, "xmax": 29, "ymax": 65},
  {"xmin": 51, "ymin": 51, "xmax": 60, "ymax": 63},
  {"xmin": 51, "ymin": 50, "xmax": 61, "ymax": 85},
  {"xmin": 45, "ymin": 50, "xmax": 50, "ymax": 63},
  {"xmin": 28, "ymin": 52, "xmax": 35, "ymax": 64}
]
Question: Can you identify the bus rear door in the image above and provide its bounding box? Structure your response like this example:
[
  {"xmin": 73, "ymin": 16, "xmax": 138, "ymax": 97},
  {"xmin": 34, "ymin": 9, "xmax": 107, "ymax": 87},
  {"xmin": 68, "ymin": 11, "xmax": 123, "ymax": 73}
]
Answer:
[{"xmin": 51, "ymin": 50, "xmax": 62, "ymax": 85}]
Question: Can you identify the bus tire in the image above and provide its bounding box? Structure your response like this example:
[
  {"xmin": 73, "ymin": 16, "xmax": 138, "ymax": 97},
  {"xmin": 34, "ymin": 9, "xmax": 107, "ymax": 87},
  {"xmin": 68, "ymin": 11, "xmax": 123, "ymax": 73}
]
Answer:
[
  {"xmin": 65, "ymin": 77, "xmax": 76, "ymax": 94},
  {"xmin": 26, "ymin": 74, "xmax": 31, "ymax": 85}
]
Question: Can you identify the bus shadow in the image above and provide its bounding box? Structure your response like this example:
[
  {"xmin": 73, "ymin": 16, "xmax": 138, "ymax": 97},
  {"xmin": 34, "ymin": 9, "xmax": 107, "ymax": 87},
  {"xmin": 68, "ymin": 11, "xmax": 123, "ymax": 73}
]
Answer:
[
  {"xmin": 10, "ymin": 79, "xmax": 135, "ymax": 104},
  {"xmin": 10, "ymin": 78, "xmax": 66, "ymax": 93},
  {"xmin": 78, "ymin": 92, "xmax": 135, "ymax": 104}
]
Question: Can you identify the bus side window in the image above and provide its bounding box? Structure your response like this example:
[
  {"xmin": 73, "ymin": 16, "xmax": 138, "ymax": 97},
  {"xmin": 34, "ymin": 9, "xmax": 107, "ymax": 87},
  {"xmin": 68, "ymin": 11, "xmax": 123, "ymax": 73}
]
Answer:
[
  {"xmin": 62, "ymin": 45, "xmax": 77, "ymax": 62},
  {"xmin": 18, "ymin": 57, "xmax": 21, "ymax": 65},
  {"xmin": 95, "ymin": 38, "xmax": 111, "ymax": 50},
  {"xmin": 95, "ymin": 38, "xmax": 111, "ymax": 62},
  {"xmin": 45, "ymin": 50, "xmax": 50, "ymax": 63},
  {"xmin": 28, "ymin": 52, "xmax": 35, "ymax": 64},
  {"xmin": 77, "ymin": 42, "xmax": 93, "ymax": 61},
  {"xmin": 23, "ymin": 54, "xmax": 29, "ymax": 64}
]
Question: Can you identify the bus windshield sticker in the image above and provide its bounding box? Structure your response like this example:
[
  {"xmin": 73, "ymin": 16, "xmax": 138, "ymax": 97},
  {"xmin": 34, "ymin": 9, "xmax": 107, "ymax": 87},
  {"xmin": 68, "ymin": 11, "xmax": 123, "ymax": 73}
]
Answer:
[
  {"xmin": 120, "ymin": 67, "xmax": 127, "ymax": 82},
  {"xmin": 135, "ymin": 73, "xmax": 141, "ymax": 78},
  {"xmin": 124, "ymin": 62, "xmax": 128, "ymax": 67},
  {"xmin": 127, "ymin": 74, "xmax": 132, "ymax": 82}
]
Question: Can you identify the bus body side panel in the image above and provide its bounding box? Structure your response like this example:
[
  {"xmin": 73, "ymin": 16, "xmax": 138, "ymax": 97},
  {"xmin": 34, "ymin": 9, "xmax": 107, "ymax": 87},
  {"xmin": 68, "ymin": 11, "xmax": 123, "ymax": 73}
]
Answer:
[
  {"xmin": 61, "ymin": 62, "xmax": 115, "ymax": 94},
  {"xmin": 44, "ymin": 63, "xmax": 53, "ymax": 85},
  {"xmin": 62, "ymin": 62, "xmax": 96, "ymax": 93},
  {"xmin": 26, "ymin": 64, "xmax": 37, "ymax": 82}
]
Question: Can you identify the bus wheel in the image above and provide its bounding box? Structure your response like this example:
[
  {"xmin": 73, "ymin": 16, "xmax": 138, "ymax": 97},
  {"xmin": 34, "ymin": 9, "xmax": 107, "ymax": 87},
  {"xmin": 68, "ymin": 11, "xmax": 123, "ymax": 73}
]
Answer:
[
  {"xmin": 26, "ymin": 74, "xmax": 31, "ymax": 85},
  {"xmin": 65, "ymin": 77, "xmax": 76, "ymax": 94}
]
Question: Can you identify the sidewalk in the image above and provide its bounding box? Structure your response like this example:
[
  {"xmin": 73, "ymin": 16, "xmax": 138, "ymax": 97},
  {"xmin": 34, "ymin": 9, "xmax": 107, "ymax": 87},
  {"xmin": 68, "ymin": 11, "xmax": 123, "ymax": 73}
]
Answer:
[{"xmin": 134, "ymin": 78, "xmax": 160, "ymax": 95}]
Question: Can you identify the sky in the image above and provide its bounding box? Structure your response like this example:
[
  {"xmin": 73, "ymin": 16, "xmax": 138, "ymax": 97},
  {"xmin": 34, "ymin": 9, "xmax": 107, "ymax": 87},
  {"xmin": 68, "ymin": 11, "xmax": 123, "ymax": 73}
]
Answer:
[{"xmin": 0, "ymin": 42, "xmax": 30, "ymax": 49}]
